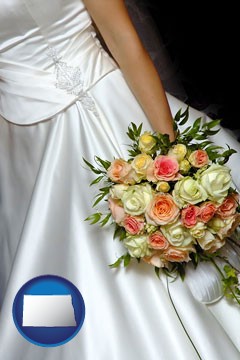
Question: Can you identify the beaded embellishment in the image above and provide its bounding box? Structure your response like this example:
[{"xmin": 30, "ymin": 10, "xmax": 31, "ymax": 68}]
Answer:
[{"xmin": 47, "ymin": 47, "xmax": 99, "ymax": 117}]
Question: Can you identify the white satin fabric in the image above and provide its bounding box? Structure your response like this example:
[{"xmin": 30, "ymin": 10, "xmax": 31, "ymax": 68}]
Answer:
[{"xmin": 0, "ymin": 1, "xmax": 240, "ymax": 360}]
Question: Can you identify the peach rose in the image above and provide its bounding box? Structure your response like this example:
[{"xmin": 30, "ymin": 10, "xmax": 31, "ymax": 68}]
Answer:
[
  {"xmin": 181, "ymin": 205, "xmax": 200, "ymax": 228},
  {"xmin": 218, "ymin": 214, "xmax": 240, "ymax": 239},
  {"xmin": 207, "ymin": 236, "xmax": 226, "ymax": 253},
  {"xmin": 143, "ymin": 252, "xmax": 167, "ymax": 268},
  {"xmin": 198, "ymin": 201, "xmax": 217, "ymax": 223},
  {"xmin": 107, "ymin": 159, "xmax": 132, "ymax": 183},
  {"xmin": 216, "ymin": 193, "xmax": 239, "ymax": 219},
  {"xmin": 147, "ymin": 155, "xmax": 179, "ymax": 182},
  {"xmin": 123, "ymin": 215, "xmax": 145, "ymax": 235},
  {"xmin": 188, "ymin": 149, "xmax": 209, "ymax": 168},
  {"xmin": 163, "ymin": 246, "xmax": 193, "ymax": 263},
  {"xmin": 146, "ymin": 193, "xmax": 180, "ymax": 225},
  {"xmin": 148, "ymin": 231, "xmax": 169, "ymax": 250},
  {"xmin": 108, "ymin": 197, "xmax": 126, "ymax": 224}
]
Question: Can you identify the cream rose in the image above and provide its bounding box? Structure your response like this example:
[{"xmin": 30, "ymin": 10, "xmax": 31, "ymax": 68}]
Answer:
[
  {"xmin": 161, "ymin": 220, "xmax": 195, "ymax": 247},
  {"xmin": 123, "ymin": 235, "xmax": 152, "ymax": 258},
  {"xmin": 143, "ymin": 252, "xmax": 167, "ymax": 268},
  {"xmin": 189, "ymin": 222, "xmax": 207, "ymax": 239},
  {"xmin": 109, "ymin": 184, "xmax": 129, "ymax": 199},
  {"xmin": 122, "ymin": 183, "xmax": 153, "ymax": 215},
  {"xmin": 172, "ymin": 176, "xmax": 207, "ymax": 208},
  {"xmin": 197, "ymin": 164, "xmax": 232, "ymax": 204},
  {"xmin": 197, "ymin": 230, "xmax": 225, "ymax": 251},
  {"xmin": 146, "ymin": 193, "xmax": 180, "ymax": 225}
]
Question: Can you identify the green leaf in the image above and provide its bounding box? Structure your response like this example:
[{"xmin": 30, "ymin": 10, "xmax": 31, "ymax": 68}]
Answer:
[
  {"xmin": 82, "ymin": 157, "xmax": 102, "ymax": 174},
  {"xmin": 100, "ymin": 213, "xmax": 111, "ymax": 227},
  {"xmin": 155, "ymin": 266, "xmax": 160, "ymax": 279},
  {"xmin": 84, "ymin": 212, "xmax": 102, "ymax": 224},
  {"xmin": 124, "ymin": 253, "xmax": 131, "ymax": 267},
  {"xmin": 95, "ymin": 156, "xmax": 111, "ymax": 170},
  {"xmin": 90, "ymin": 175, "xmax": 104, "ymax": 186}
]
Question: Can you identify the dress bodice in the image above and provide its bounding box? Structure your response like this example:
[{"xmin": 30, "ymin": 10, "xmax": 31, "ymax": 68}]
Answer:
[{"xmin": 0, "ymin": 0, "xmax": 117, "ymax": 124}]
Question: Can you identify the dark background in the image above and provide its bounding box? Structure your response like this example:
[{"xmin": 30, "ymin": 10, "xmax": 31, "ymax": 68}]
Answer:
[{"xmin": 146, "ymin": 4, "xmax": 238, "ymax": 131}]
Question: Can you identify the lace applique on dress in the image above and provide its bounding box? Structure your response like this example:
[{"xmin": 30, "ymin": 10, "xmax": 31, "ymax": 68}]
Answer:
[{"xmin": 47, "ymin": 47, "xmax": 99, "ymax": 118}]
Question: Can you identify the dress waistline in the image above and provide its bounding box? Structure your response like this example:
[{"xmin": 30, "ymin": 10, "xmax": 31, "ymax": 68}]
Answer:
[{"xmin": 0, "ymin": 34, "xmax": 118, "ymax": 125}]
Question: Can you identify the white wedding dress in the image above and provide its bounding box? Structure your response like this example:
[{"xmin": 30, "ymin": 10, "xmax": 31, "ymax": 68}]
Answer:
[{"xmin": 0, "ymin": 1, "xmax": 240, "ymax": 359}]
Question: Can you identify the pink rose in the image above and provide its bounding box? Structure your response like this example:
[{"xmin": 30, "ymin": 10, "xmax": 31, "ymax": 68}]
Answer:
[
  {"xmin": 148, "ymin": 231, "xmax": 169, "ymax": 250},
  {"xmin": 188, "ymin": 150, "xmax": 209, "ymax": 168},
  {"xmin": 146, "ymin": 155, "xmax": 179, "ymax": 182},
  {"xmin": 107, "ymin": 159, "xmax": 132, "ymax": 183},
  {"xmin": 216, "ymin": 193, "xmax": 239, "ymax": 219},
  {"xmin": 146, "ymin": 193, "xmax": 180, "ymax": 225},
  {"xmin": 198, "ymin": 201, "xmax": 217, "ymax": 223},
  {"xmin": 108, "ymin": 197, "xmax": 126, "ymax": 224},
  {"xmin": 163, "ymin": 246, "xmax": 192, "ymax": 263},
  {"xmin": 123, "ymin": 215, "xmax": 145, "ymax": 235},
  {"xmin": 181, "ymin": 205, "xmax": 200, "ymax": 228}
]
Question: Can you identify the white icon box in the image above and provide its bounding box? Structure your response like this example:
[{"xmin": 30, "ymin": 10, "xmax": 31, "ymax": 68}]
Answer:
[{"xmin": 22, "ymin": 294, "xmax": 77, "ymax": 327}]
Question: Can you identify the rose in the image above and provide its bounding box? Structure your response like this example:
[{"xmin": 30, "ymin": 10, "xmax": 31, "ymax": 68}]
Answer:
[
  {"xmin": 197, "ymin": 164, "xmax": 232, "ymax": 204},
  {"xmin": 123, "ymin": 234, "xmax": 152, "ymax": 258},
  {"xmin": 197, "ymin": 230, "xmax": 224, "ymax": 251},
  {"xmin": 172, "ymin": 176, "xmax": 207, "ymax": 208},
  {"xmin": 206, "ymin": 236, "xmax": 226, "ymax": 253},
  {"xmin": 207, "ymin": 216, "xmax": 225, "ymax": 234},
  {"xmin": 161, "ymin": 220, "xmax": 194, "ymax": 247},
  {"xmin": 163, "ymin": 246, "xmax": 194, "ymax": 263},
  {"xmin": 156, "ymin": 181, "xmax": 170, "ymax": 193},
  {"xmin": 107, "ymin": 159, "xmax": 132, "ymax": 183},
  {"xmin": 122, "ymin": 183, "xmax": 153, "ymax": 216},
  {"xmin": 131, "ymin": 154, "xmax": 153, "ymax": 177},
  {"xmin": 108, "ymin": 197, "xmax": 126, "ymax": 224},
  {"xmin": 123, "ymin": 215, "xmax": 145, "ymax": 235},
  {"xmin": 146, "ymin": 193, "xmax": 180, "ymax": 225},
  {"xmin": 148, "ymin": 231, "xmax": 169, "ymax": 250},
  {"xmin": 216, "ymin": 193, "xmax": 239, "ymax": 219},
  {"xmin": 188, "ymin": 149, "xmax": 209, "ymax": 168},
  {"xmin": 109, "ymin": 184, "xmax": 129, "ymax": 199},
  {"xmin": 168, "ymin": 144, "xmax": 187, "ymax": 161},
  {"xmin": 138, "ymin": 132, "xmax": 157, "ymax": 153},
  {"xmin": 181, "ymin": 205, "xmax": 200, "ymax": 228},
  {"xmin": 179, "ymin": 159, "xmax": 191, "ymax": 174},
  {"xmin": 147, "ymin": 155, "xmax": 179, "ymax": 182},
  {"xmin": 143, "ymin": 252, "xmax": 167, "ymax": 268},
  {"xmin": 218, "ymin": 214, "xmax": 240, "ymax": 239},
  {"xmin": 198, "ymin": 201, "xmax": 217, "ymax": 223},
  {"xmin": 189, "ymin": 222, "xmax": 207, "ymax": 239}
]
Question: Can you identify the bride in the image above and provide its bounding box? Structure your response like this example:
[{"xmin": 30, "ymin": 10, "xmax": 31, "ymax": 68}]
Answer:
[{"xmin": 0, "ymin": 1, "xmax": 239, "ymax": 359}]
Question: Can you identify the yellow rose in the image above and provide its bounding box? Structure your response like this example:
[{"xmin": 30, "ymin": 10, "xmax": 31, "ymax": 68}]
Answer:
[
  {"xmin": 207, "ymin": 216, "xmax": 225, "ymax": 233},
  {"xmin": 138, "ymin": 132, "xmax": 157, "ymax": 154},
  {"xmin": 156, "ymin": 181, "xmax": 170, "ymax": 193},
  {"xmin": 131, "ymin": 154, "xmax": 153, "ymax": 177},
  {"xmin": 179, "ymin": 159, "xmax": 191, "ymax": 174},
  {"xmin": 168, "ymin": 144, "xmax": 187, "ymax": 161}
]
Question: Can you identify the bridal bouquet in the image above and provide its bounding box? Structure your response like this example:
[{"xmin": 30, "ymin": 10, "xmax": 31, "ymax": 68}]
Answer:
[{"xmin": 84, "ymin": 107, "xmax": 240, "ymax": 304}]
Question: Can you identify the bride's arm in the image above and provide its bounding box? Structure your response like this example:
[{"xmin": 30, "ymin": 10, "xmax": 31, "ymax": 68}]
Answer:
[{"xmin": 83, "ymin": 0, "xmax": 175, "ymax": 141}]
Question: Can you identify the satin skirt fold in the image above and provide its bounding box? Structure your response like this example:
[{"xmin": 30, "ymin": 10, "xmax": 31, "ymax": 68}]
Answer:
[{"xmin": 0, "ymin": 69, "xmax": 240, "ymax": 360}]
